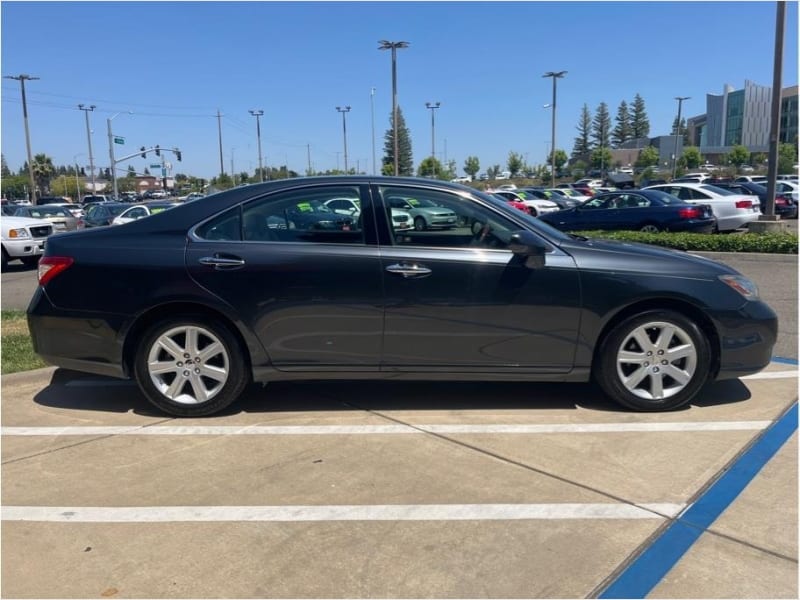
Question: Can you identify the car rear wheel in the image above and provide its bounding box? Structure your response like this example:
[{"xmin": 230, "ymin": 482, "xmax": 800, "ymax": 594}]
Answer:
[
  {"xmin": 134, "ymin": 318, "xmax": 249, "ymax": 417},
  {"xmin": 594, "ymin": 310, "xmax": 711, "ymax": 411},
  {"xmin": 639, "ymin": 223, "xmax": 661, "ymax": 233},
  {"xmin": 413, "ymin": 216, "xmax": 426, "ymax": 231},
  {"xmin": 528, "ymin": 207, "xmax": 538, "ymax": 217}
]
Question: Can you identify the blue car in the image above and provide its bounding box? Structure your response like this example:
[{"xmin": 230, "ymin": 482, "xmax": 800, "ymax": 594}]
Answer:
[{"xmin": 539, "ymin": 189, "xmax": 716, "ymax": 233}]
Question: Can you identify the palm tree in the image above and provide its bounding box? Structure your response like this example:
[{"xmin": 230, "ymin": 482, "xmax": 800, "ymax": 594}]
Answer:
[{"xmin": 31, "ymin": 153, "xmax": 55, "ymax": 201}]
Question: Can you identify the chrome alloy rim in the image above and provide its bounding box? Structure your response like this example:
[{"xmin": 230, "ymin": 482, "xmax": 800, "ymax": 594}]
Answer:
[
  {"xmin": 147, "ymin": 326, "xmax": 229, "ymax": 404},
  {"xmin": 615, "ymin": 321, "xmax": 698, "ymax": 401}
]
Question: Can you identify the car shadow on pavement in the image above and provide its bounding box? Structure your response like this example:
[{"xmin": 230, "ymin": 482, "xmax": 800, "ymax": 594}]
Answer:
[{"xmin": 32, "ymin": 369, "xmax": 753, "ymax": 417}]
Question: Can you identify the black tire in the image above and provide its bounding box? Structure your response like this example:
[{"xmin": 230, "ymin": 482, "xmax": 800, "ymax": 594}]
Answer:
[
  {"xmin": 134, "ymin": 317, "xmax": 250, "ymax": 417},
  {"xmin": 413, "ymin": 216, "xmax": 426, "ymax": 231},
  {"xmin": 20, "ymin": 256, "xmax": 40, "ymax": 267},
  {"xmin": 1, "ymin": 248, "xmax": 8, "ymax": 271},
  {"xmin": 594, "ymin": 309, "xmax": 711, "ymax": 411},
  {"xmin": 639, "ymin": 223, "xmax": 661, "ymax": 233},
  {"xmin": 528, "ymin": 207, "xmax": 538, "ymax": 217}
]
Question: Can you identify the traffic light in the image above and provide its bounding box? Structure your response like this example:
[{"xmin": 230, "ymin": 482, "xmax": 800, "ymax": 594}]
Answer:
[
  {"xmin": 140, "ymin": 146, "xmax": 146, "ymax": 158},
  {"xmin": 175, "ymin": 149, "xmax": 182, "ymax": 162},
  {"xmin": 155, "ymin": 145, "xmax": 160, "ymax": 157}
]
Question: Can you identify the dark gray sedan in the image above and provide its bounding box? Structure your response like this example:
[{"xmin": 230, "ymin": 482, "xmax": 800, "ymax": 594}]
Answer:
[{"xmin": 28, "ymin": 176, "xmax": 776, "ymax": 417}]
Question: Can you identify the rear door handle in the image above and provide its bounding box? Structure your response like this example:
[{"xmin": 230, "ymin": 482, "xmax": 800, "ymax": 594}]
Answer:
[
  {"xmin": 199, "ymin": 255, "xmax": 246, "ymax": 270},
  {"xmin": 385, "ymin": 263, "xmax": 432, "ymax": 279}
]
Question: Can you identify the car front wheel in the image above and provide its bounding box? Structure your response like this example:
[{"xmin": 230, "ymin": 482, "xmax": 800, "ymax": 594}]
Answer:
[
  {"xmin": 134, "ymin": 318, "xmax": 249, "ymax": 417},
  {"xmin": 594, "ymin": 310, "xmax": 711, "ymax": 411},
  {"xmin": 413, "ymin": 216, "xmax": 426, "ymax": 231}
]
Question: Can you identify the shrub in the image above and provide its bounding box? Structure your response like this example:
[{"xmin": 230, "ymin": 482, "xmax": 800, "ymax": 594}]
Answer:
[{"xmin": 573, "ymin": 230, "xmax": 798, "ymax": 254}]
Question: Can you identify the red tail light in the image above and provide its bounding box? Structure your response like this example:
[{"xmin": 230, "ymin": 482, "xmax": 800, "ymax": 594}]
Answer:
[
  {"xmin": 735, "ymin": 199, "xmax": 753, "ymax": 209},
  {"xmin": 678, "ymin": 207, "xmax": 702, "ymax": 219},
  {"xmin": 77, "ymin": 219, "xmax": 85, "ymax": 229},
  {"xmin": 775, "ymin": 195, "xmax": 789, "ymax": 206},
  {"xmin": 38, "ymin": 256, "xmax": 74, "ymax": 285}
]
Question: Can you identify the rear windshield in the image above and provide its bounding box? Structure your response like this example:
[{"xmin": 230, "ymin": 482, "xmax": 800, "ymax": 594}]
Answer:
[{"xmin": 700, "ymin": 185, "xmax": 735, "ymax": 196}]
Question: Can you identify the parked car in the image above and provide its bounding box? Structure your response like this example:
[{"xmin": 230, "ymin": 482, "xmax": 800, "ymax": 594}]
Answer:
[
  {"xmin": 82, "ymin": 202, "xmax": 133, "ymax": 227},
  {"xmin": 13, "ymin": 205, "xmax": 83, "ymax": 232},
  {"xmin": 450, "ymin": 176, "xmax": 472, "ymax": 184},
  {"xmin": 491, "ymin": 193, "xmax": 528, "ymax": 214},
  {"xmin": 184, "ymin": 192, "xmax": 206, "ymax": 202},
  {"xmin": 642, "ymin": 183, "xmax": 761, "ymax": 231},
  {"xmin": 734, "ymin": 175, "xmax": 767, "ymax": 184},
  {"xmin": 1, "ymin": 216, "xmax": 53, "ymax": 269},
  {"xmin": 776, "ymin": 180, "xmax": 799, "ymax": 203},
  {"xmin": 81, "ymin": 194, "xmax": 110, "ymax": 205},
  {"xmin": 574, "ymin": 178, "xmax": 604, "ymax": 189},
  {"xmin": 709, "ymin": 181, "xmax": 798, "ymax": 219},
  {"xmin": 738, "ymin": 164, "xmax": 755, "ymax": 173},
  {"xmin": 386, "ymin": 195, "xmax": 458, "ymax": 230},
  {"xmin": 2, "ymin": 204, "xmax": 19, "ymax": 216},
  {"xmin": 541, "ymin": 188, "xmax": 584, "ymax": 209},
  {"xmin": 539, "ymin": 189, "xmax": 716, "ymax": 234},
  {"xmin": 111, "ymin": 202, "xmax": 181, "ymax": 226},
  {"xmin": 494, "ymin": 190, "xmax": 560, "ymax": 216},
  {"xmin": 28, "ymin": 176, "xmax": 777, "ymax": 417},
  {"xmin": 39, "ymin": 201, "xmax": 85, "ymax": 219}
]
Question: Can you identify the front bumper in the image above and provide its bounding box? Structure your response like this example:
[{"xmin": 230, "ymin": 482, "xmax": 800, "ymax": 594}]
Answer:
[
  {"xmin": 3, "ymin": 238, "xmax": 46, "ymax": 259},
  {"xmin": 714, "ymin": 299, "xmax": 779, "ymax": 379}
]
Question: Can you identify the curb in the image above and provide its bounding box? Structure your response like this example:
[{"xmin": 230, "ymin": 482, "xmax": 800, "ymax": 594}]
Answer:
[{"xmin": 1, "ymin": 366, "xmax": 57, "ymax": 386}]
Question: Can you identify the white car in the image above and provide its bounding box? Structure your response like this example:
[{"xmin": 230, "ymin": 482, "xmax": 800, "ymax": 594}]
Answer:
[
  {"xmin": 323, "ymin": 197, "xmax": 413, "ymax": 231},
  {"xmin": 775, "ymin": 181, "xmax": 799, "ymax": 203},
  {"xmin": 450, "ymin": 176, "xmax": 472, "ymax": 184},
  {"xmin": 389, "ymin": 208, "xmax": 413, "ymax": 230},
  {"xmin": 734, "ymin": 175, "xmax": 767, "ymax": 184},
  {"xmin": 575, "ymin": 178, "xmax": 604, "ymax": 189},
  {"xmin": 40, "ymin": 201, "xmax": 85, "ymax": 218},
  {"xmin": 493, "ymin": 190, "xmax": 560, "ymax": 217},
  {"xmin": 1, "ymin": 216, "xmax": 53, "ymax": 269},
  {"xmin": 643, "ymin": 183, "xmax": 761, "ymax": 231},
  {"xmin": 111, "ymin": 202, "xmax": 179, "ymax": 226}
]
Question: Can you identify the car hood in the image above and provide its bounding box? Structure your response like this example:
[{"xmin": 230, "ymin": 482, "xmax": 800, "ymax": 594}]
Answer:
[
  {"xmin": 1, "ymin": 216, "xmax": 51, "ymax": 232},
  {"xmin": 559, "ymin": 236, "xmax": 738, "ymax": 278}
]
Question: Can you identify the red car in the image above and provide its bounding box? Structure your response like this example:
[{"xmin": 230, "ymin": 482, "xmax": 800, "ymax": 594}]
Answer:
[{"xmin": 492, "ymin": 193, "xmax": 529, "ymax": 214}]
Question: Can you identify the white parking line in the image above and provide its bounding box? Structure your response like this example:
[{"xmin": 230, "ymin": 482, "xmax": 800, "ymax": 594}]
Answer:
[
  {"xmin": 1, "ymin": 503, "xmax": 686, "ymax": 522},
  {"xmin": 741, "ymin": 370, "xmax": 799, "ymax": 380},
  {"xmin": 0, "ymin": 421, "xmax": 772, "ymax": 437}
]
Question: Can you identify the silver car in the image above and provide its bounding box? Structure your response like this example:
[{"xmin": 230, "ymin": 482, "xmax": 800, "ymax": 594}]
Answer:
[
  {"xmin": 386, "ymin": 195, "xmax": 458, "ymax": 230},
  {"xmin": 13, "ymin": 205, "xmax": 83, "ymax": 232}
]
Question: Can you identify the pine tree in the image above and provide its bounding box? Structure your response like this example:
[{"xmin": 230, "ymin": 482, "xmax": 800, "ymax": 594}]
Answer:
[
  {"xmin": 382, "ymin": 106, "xmax": 413, "ymax": 176},
  {"xmin": 611, "ymin": 101, "xmax": 632, "ymax": 148},
  {"xmin": 0, "ymin": 153, "xmax": 10, "ymax": 177},
  {"xmin": 630, "ymin": 93, "xmax": 650, "ymax": 139},
  {"xmin": 591, "ymin": 102, "xmax": 611, "ymax": 150},
  {"xmin": 572, "ymin": 104, "xmax": 592, "ymax": 159},
  {"xmin": 672, "ymin": 117, "xmax": 689, "ymax": 145}
]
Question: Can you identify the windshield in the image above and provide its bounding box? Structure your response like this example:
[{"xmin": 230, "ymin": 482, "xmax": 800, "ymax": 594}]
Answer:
[{"xmin": 700, "ymin": 184, "xmax": 735, "ymax": 196}]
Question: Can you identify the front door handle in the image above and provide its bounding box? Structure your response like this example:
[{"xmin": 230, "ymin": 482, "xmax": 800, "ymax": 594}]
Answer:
[
  {"xmin": 385, "ymin": 263, "xmax": 432, "ymax": 279},
  {"xmin": 199, "ymin": 255, "xmax": 246, "ymax": 270}
]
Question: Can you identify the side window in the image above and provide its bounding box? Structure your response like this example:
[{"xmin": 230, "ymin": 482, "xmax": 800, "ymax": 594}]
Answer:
[
  {"xmin": 378, "ymin": 186, "xmax": 518, "ymax": 250},
  {"xmin": 582, "ymin": 195, "xmax": 613, "ymax": 210},
  {"xmin": 195, "ymin": 207, "xmax": 241, "ymax": 241},
  {"xmin": 242, "ymin": 185, "xmax": 364, "ymax": 244},
  {"xmin": 128, "ymin": 208, "xmax": 147, "ymax": 219},
  {"xmin": 688, "ymin": 188, "xmax": 711, "ymax": 200}
]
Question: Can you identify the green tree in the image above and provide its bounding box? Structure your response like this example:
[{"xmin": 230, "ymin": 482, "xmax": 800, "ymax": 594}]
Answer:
[
  {"xmin": 629, "ymin": 93, "xmax": 650, "ymax": 139},
  {"xmin": 591, "ymin": 102, "xmax": 611, "ymax": 150},
  {"xmin": 507, "ymin": 151, "xmax": 524, "ymax": 177},
  {"xmin": 682, "ymin": 146, "xmax": 703, "ymax": 169},
  {"xmin": 778, "ymin": 143, "xmax": 797, "ymax": 173},
  {"xmin": 590, "ymin": 147, "xmax": 613, "ymax": 170},
  {"xmin": 487, "ymin": 164, "xmax": 501, "ymax": 180},
  {"xmin": 729, "ymin": 145, "xmax": 750, "ymax": 167},
  {"xmin": 417, "ymin": 156, "xmax": 444, "ymax": 178},
  {"xmin": 463, "ymin": 156, "xmax": 480, "ymax": 179},
  {"xmin": 672, "ymin": 117, "xmax": 689, "ymax": 145},
  {"xmin": 0, "ymin": 174, "xmax": 29, "ymax": 200},
  {"xmin": 635, "ymin": 146, "xmax": 659, "ymax": 168},
  {"xmin": 126, "ymin": 165, "xmax": 136, "ymax": 178},
  {"xmin": 382, "ymin": 106, "xmax": 413, "ymax": 176},
  {"xmin": 570, "ymin": 159, "xmax": 587, "ymax": 178},
  {"xmin": 1, "ymin": 153, "xmax": 10, "ymax": 177},
  {"xmin": 572, "ymin": 104, "xmax": 592, "ymax": 159},
  {"xmin": 547, "ymin": 149, "xmax": 568, "ymax": 173},
  {"xmin": 31, "ymin": 153, "xmax": 55, "ymax": 200},
  {"xmin": 211, "ymin": 173, "xmax": 233, "ymax": 190},
  {"xmin": 611, "ymin": 101, "xmax": 632, "ymax": 148}
]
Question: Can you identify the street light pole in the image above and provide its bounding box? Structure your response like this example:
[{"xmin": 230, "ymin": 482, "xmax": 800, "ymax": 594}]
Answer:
[
  {"xmin": 73, "ymin": 153, "xmax": 84, "ymax": 203},
  {"xmin": 107, "ymin": 110, "xmax": 132, "ymax": 200},
  {"xmin": 379, "ymin": 40, "xmax": 409, "ymax": 176},
  {"xmin": 672, "ymin": 96, "xmax": 690, "ymax": 180},
  {"xmin": 426, "ymin": 101, "xmax": 441, "ymax": 177},
  {"xmin": 249, "ymin": 109, "xmax": 265, "ymax": 182},
  {"xmin": 543, "ymin": 71, "xmax": 566, "ymax": 188},
  {"xmin": 370, "ymin": 87, "xmax": 376, "ymax": 175},
  {"xmin": 336, "ymin": 106, "xmax": 351, "ymax": 173},
  {"xmin": 78, "ymin": 104, "xmax": 97, "ymax": 194},
  {"xmin": 4, "ymin": 74, "xmax": 39, "ymax": 204}
]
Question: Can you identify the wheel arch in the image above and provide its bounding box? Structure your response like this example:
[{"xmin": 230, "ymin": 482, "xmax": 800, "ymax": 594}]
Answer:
[
  {"xmin": 593, "ymin": 298, "xmax": 721, "ymax": 380},
  {"xmin": 122, "ymin": 301, "xmax": 260, "ymax": 379}
]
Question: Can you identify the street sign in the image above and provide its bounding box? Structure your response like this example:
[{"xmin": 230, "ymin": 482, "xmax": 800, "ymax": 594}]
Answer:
[
  {"xmin": 114, "ymin": 136, "xmax": 125, "ymax": 145},
  {"xmin": 150, "ymin": 164, "xmax": 161, "ymax": 169}
]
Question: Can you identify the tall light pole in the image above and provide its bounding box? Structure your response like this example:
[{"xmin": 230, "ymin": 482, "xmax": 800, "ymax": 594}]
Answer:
[
  {"xmin": 426, "ymin": 101, "xmax": 441, "ymax": 177},
  {"xmin": 107, "ymin": 110, "xmax": 132, "ymax": 199},
  {"xmin": 78, "ymin": 104, "xmax": 97, "ymax": 194},
  {"xmin": 4, "ymin": 74, "xmax": 39, "ymax": 204},
  {"xmin": 543, "ymin": 71, "xmax": 566, "ymax": 188},
  {"xmin": 763, "ymin": 0, "xmax": 786, "ymax": 221},
  {"xmin": 73, "ymin": 153, "xmax": 84, "ymax": 203},
  {"xmin": 379, "ymin": 40, "xmax": 409, "ymax": 176},
  {"xmin": 672, "ymin": 96, "xmax": 690, "ymax": 180},
  {"xmin": 249, "ymin": 109, "xmax": 264, "ymax": 182},
  {"xmin": 370, "ymin": 87, "xmax": 376, "ymax": 175},
  {"xmin": 336, "ymin": 105, "xmax": 351, "ymax": 173}
]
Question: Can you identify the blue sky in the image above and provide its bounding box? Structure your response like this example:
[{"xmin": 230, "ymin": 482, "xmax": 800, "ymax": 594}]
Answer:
[{"xmin": 2, "ymin": 1, "xmax": 798, "ymax": 179}]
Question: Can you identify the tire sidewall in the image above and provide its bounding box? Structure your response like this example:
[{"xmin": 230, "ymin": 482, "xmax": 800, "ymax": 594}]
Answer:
[
  {"xmin": 134, "ymin": 317, "xmax": 249, "ymax": 417},
  {"xmin": 595, "ymin": 309, "xmax": 711, "ymax": 411}
]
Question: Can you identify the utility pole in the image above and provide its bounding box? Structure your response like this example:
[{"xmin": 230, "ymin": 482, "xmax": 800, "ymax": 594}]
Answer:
[
  {"xmin": 217, "ymin": 109, "xmax": 224, "ymax": 175},
  {"xmin": 307, "ymin": 143, "xmax": 312, "ymax": 176},
  {"xmin": 78, "ymin": 104, "xmax": 97, "ymax": 194},
  {"xmin": 336, "ymin": 106, "xmax": 351, "ymax": 173},
  {"xmin": 4, "ymin": 74, "xmax": 39, "ymax": 204},
  {"xmin": 370, "ymin": 87, "xmax": 376, "ymax": 174},
  {"xmin": 763, "ymin": 0, "xmax": 786, "ymax": 222},
  {"xmin": 379, "ymin": 40, "xmax": 410, "ymax": 176},
  {"xmin": 672, "ymin": 96, "xmax": 690, "ymax": 180},
  {"xmin": 107, "ymin": 111, "xmax": 132, "ymax": 200},
  {"xmin": 426, "ymin": 101, "xmax": 441, "ymax": 177},
  {"xmin": 249, "ymin": 109, "xmax": 264, "ymax": 182},
  {"xmin": 543, "ymin": 71, "xmax": 566, "ymax": 188}
]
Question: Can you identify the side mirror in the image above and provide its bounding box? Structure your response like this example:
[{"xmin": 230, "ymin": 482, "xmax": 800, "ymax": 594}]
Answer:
[{"xmin": 508, "ymin": 230, "xmax": 550, "ymax": 269}]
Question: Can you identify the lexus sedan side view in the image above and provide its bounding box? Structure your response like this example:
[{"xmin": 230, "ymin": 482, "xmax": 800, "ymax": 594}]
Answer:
[{"xmin": 28, "ymin": 176, "xmax": 777, "ymax": 417}]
